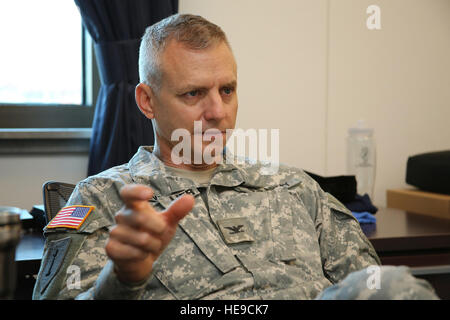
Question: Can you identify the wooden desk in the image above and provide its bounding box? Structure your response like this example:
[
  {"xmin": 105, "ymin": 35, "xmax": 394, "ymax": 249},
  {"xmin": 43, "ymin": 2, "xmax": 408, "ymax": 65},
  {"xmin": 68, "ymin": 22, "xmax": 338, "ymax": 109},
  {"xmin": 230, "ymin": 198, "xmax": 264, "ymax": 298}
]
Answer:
[
  {"xmin": 13, "ymin": 208, "xmax": 450, "ymax": 299},
  {"xmin": 362, "ymin": 207, "xmax": 450, "ymax": 299},
  {"xmin": 362, "ymin": 208, "xmax": 450, "ymax": 264}
]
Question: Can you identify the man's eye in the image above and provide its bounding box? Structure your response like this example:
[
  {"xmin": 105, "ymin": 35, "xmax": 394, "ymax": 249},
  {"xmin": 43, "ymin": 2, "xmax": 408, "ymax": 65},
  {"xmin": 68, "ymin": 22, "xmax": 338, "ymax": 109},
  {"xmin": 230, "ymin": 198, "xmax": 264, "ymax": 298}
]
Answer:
[
  {"xmin": 186, "ymin": 90, "xmax": 198, "ymax": 97},
  {"xmin": 222, "ymin": 87, "xmax": 233, "ymax": 95}
]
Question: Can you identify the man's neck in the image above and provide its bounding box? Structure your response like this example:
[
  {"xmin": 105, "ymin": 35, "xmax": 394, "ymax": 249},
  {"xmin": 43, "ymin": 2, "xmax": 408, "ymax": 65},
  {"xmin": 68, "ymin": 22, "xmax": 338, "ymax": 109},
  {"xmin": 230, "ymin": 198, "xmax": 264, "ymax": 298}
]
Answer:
[{"xmin": 153, "ymin": 143, "xmax": 220, "ymax": 172}]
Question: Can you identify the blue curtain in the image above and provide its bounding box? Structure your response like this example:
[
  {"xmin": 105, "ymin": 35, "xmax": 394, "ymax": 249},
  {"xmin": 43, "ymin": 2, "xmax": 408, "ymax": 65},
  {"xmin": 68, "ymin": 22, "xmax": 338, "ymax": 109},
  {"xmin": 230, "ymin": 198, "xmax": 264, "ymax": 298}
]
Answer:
[{"xmin": 75, "ymin": 0, "xmax": 178, "ymax": 176}]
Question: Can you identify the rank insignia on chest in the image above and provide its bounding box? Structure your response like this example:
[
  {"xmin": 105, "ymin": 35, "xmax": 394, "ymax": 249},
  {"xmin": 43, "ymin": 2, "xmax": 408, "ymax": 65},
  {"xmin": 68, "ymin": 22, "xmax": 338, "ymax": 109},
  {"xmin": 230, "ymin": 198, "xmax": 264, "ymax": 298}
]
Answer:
[
  {"xmin": 46, "ymin": 205, "xmax": 94, "ymax": 230},
  {"xmin": 217, "ymin": 217, "xmax": 254, "ymax": 245}
]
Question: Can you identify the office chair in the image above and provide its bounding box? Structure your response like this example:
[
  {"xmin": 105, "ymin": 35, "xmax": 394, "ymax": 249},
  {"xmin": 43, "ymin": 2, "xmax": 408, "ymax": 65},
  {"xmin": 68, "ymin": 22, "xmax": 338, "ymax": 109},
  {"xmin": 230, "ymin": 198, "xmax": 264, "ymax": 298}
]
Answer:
[{"xmin": 42, "ymin": 181, "xmax": 76, "ymax": 224}]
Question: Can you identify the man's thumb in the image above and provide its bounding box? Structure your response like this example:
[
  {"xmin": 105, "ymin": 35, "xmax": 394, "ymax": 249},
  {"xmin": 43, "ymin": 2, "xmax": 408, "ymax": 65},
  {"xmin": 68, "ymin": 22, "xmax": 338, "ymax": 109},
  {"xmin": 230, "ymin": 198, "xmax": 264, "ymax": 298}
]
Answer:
[{"xmin": 163, "ymin": 194, "xmax": 195, "ymax": 226}]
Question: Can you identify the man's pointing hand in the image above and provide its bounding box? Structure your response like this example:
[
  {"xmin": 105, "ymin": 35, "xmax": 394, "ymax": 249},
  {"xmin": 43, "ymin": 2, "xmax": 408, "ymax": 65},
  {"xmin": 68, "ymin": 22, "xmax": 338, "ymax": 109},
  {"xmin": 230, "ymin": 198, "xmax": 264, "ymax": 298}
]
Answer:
[{"xmin": 105, "ymin": 184, "xmax": 195, "ymax": 284}]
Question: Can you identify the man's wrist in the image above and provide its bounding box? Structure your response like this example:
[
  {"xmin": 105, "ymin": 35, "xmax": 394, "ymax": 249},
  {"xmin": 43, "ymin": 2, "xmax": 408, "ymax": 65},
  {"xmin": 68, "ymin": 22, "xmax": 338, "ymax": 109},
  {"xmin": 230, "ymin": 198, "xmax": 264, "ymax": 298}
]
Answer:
[
  {"xmin": 93, "ymin": 260, "xmax": 151, "ymax": 299},
  {"xmin": 113, "ymin": 263, "xmax": 153, "ymax": 286}
]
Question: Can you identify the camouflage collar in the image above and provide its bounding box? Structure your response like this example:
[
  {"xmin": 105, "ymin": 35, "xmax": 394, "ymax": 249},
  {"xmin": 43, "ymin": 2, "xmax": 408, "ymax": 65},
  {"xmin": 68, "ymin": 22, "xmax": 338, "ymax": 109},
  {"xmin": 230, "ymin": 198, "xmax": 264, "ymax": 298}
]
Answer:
[{"xmin": 128, "ymin": 146, "xmax": 248, "ymax": 196}]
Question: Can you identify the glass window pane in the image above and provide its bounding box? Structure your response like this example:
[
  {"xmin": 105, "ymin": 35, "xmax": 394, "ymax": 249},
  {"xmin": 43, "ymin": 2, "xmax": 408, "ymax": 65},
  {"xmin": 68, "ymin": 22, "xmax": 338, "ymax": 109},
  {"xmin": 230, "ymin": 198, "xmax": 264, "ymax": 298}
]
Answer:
[{"xmin": 0, "ymin": 0, "xmax": 82, "ymax": 105}]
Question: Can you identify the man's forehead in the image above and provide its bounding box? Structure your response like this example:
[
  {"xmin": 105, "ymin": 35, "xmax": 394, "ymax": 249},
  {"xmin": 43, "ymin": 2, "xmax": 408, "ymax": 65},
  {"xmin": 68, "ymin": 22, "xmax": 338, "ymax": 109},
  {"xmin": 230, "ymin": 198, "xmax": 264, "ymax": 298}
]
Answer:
[{"xmin": 159, "ymin": 40, "xmax": 237, "ymax": 89}]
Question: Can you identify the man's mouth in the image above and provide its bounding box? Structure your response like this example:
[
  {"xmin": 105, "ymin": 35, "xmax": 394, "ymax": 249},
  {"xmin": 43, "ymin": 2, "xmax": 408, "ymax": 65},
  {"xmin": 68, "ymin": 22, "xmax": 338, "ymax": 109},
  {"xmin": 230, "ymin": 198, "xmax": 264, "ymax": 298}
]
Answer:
[{"xmin": 197, "ymin": 130, "xmax": 225, "ymax": 136}]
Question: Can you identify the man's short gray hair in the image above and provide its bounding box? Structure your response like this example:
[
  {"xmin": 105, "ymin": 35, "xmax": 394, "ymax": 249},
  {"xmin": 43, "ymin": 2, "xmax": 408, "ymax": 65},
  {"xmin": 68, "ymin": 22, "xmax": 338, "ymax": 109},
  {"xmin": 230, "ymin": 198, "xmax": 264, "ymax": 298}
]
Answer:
[{"xmin": 138, "ymin": 14, "xmax": 231, "ymax": 91}]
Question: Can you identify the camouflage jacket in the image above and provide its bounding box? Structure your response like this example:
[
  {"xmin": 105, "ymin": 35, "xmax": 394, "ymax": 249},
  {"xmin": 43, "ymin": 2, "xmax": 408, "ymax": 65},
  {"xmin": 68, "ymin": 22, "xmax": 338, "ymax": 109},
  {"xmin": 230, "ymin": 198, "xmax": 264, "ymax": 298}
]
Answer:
[{"xmin": 33, "ymin": 146, "xmax": 380, "ymax": 300}]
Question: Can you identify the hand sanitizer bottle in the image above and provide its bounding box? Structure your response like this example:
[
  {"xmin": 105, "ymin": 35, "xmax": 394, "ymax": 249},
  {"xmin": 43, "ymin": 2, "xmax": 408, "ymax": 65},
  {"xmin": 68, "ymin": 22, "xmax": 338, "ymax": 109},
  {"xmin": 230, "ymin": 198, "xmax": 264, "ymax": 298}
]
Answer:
[{"xmin": 347, "ymin": 120, "xmax": 376, "ymax": 199}]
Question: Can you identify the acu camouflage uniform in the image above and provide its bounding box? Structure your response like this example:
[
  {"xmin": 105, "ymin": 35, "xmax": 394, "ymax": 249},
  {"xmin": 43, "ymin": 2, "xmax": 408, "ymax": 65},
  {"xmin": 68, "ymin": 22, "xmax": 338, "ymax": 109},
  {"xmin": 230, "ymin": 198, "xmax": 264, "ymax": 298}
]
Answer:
[{"xmin": 32, "ymin": 146, "xmax": 438, "ymax": 300}]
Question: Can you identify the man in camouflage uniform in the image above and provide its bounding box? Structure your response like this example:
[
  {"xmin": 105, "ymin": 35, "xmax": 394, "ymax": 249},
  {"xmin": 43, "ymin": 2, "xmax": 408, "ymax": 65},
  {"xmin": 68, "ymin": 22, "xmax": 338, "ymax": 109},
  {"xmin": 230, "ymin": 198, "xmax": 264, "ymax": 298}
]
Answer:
[{"xmin": 33, "ymin": 14, "xmax": 438, "ymax": 300}]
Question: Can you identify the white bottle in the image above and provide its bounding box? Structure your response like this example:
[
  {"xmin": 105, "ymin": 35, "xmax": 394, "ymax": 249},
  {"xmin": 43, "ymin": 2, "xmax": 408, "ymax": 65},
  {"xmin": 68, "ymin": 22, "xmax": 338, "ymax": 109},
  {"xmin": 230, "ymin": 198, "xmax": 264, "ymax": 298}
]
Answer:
[{"xmin": 346, "ymin": 120, "xmax": 376, "ymax": 199}]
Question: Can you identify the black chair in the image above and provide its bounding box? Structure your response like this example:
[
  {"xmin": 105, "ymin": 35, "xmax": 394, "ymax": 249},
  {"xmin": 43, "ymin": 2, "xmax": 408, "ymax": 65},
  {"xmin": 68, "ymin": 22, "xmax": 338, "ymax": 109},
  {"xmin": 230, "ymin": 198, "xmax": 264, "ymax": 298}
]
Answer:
[{"xmin": 42, "ymin": 181, "xmax": 76, "ymax": 224}]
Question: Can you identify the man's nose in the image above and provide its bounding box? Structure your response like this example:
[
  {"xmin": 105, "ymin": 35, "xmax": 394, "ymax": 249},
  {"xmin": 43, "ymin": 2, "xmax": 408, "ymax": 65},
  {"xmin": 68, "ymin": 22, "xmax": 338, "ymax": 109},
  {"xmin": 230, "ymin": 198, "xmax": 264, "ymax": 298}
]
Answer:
[{"xmin": 203, "ymin": 91, "xmax": 226, "ymax": 121}]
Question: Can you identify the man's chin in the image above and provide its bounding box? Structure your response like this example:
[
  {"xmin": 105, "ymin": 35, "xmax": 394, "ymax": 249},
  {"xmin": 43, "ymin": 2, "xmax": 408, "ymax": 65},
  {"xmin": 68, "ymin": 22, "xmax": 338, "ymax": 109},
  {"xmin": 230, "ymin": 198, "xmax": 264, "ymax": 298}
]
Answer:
[
  {"xmin": 194, "ymin": 130, "xmax": 226, "ymax": 138},
  {"xmin": 169, "ymin": 130, "xmax": 228, "ymax": 165}
]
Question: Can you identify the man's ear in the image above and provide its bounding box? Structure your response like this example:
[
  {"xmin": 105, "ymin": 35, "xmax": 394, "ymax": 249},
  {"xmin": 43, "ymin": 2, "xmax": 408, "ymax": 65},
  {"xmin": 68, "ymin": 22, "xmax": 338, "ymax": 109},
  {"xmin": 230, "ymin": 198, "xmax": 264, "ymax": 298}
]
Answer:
[{"xmin": 135, "ymin": 83, "xmax": 156, "ymax": 119}]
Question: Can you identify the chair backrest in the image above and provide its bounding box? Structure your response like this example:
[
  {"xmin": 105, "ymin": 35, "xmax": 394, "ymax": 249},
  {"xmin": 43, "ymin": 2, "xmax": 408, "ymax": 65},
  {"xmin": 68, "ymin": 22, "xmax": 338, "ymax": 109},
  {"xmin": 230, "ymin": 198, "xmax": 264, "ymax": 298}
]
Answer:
[{"xmin": 42, "ymin": 181, "xmax": 76, "ymax": 224}]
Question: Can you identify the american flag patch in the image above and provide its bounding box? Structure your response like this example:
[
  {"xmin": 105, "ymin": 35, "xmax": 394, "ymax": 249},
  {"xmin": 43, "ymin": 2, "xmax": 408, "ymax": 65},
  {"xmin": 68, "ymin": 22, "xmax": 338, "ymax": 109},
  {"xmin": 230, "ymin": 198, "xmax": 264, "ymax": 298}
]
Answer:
[{"xmin": 47, "ymin": 205, "xmax": 94, "ymax": 230}]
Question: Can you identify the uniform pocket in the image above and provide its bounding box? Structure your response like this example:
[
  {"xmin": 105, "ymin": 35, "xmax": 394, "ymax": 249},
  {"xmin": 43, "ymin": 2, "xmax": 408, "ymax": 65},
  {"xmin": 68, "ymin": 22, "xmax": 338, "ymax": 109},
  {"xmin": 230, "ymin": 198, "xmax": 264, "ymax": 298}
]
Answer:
[
  {"xmin": 152, "ymin": 225, "xmax": 241, "ymax": 300},
  {"xmin": 151, "ymin": 195, "xmax": 241, "ymax": 300},
  {"xmin": 217, "ymin": 186, "xmax": 298, "ymax": 261}
]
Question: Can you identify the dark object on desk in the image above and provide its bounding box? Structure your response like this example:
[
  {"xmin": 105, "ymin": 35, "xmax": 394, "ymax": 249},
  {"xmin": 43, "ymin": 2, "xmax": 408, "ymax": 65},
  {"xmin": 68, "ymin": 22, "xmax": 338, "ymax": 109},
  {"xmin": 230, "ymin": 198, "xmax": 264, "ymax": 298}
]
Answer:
[
  {"xmin": 14, "ymin": 231, "xmax": 45, "ymax": 300},
  {"xmin": 19, "ymin": 208, "xmax": 35, "ymax": 231},
  {"xmin": 406, "ymin": 150, "xmax": 450, "ymax": 195},
  {"xmin": 0, "ymin": 207, "xmax": 22, "ymax": 300},
  {"xmin": 42, "ymin": 181, "xmax": 76, "ymax": 224},
  {"xmin": 28, "ymin": 205, "xmax": 47, "ymax": 231},
  {"xmin": 345, "ymin": 193, "xmax": 378, "ymax": 214},
  {"xmin": 304, "ymin": 171, "xmax": 357, "ymax": 203},
  {"xmin": 18, "ymin": 205, "xmax": 46, "ymax": 232}
]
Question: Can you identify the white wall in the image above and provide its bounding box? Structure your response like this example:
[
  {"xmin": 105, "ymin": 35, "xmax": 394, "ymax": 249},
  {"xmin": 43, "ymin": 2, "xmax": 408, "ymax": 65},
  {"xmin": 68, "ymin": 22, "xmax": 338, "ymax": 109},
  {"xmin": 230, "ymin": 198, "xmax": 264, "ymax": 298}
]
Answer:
[
  {"xmin": 0, "ymin": 154, "xmax": 88, "ymax": 211},
  {"xmin": 181, "ymin": 0, "xmax": 450, "ymax": 206},
  {"xmin": 1, "ymin": 0, "xmax": 449, "ymax": 210}
]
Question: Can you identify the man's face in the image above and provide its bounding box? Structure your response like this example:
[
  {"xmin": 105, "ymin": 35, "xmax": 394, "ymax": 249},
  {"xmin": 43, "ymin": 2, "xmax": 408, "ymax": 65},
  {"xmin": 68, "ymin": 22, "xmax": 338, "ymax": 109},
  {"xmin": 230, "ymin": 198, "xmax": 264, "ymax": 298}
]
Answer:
[{"xmin": 149, "ymin": 40, "xmax": 238, "ymax": 165}]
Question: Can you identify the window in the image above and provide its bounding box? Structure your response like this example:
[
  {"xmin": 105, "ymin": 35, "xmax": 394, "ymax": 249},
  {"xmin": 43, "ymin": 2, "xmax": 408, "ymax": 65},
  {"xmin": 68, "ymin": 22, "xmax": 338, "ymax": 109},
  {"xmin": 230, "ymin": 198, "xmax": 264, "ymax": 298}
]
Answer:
[{"xmin": 0, "ymin": 0, "xmax": 99, "ymax": 129}]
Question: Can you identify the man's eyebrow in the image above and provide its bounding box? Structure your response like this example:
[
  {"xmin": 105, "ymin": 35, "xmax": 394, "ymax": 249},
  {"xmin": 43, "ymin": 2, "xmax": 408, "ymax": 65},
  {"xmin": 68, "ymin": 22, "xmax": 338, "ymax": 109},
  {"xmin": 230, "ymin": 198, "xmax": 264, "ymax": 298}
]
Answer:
[
  {"xmin": 222, "ymin": 80, "xmax": 237, "ymax": 88},
  {"xmin": 176, "ymin": 84, "xmax": 207, "ymax": 93},
  {"xmin": 177, "ymin": 80, "xmax": 237, "ymax": 93}
]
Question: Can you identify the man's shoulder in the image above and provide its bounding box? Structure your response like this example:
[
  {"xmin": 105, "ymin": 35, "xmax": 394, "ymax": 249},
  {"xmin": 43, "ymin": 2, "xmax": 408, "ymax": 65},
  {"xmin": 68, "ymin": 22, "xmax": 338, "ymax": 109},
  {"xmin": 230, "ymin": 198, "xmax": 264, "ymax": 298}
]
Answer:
[
  {"xmin": 75, "ymin": 163, "xmax": 134, "ymax": 194},
  {"xmin": 233, "ymin": 159, "xmax": 320, "ymax": 192}
]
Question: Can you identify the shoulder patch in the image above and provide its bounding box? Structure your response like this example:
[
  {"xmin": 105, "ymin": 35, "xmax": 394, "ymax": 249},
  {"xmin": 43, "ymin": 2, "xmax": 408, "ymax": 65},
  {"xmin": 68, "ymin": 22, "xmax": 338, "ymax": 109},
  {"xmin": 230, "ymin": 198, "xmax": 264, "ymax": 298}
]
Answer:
[
  {"xmin": 39, "ymin": 237, "xmax": 71, "ymax": 294},
  {"xmin": 47, "ymin": 205, "xmax": 94, "ymax": 230}
]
